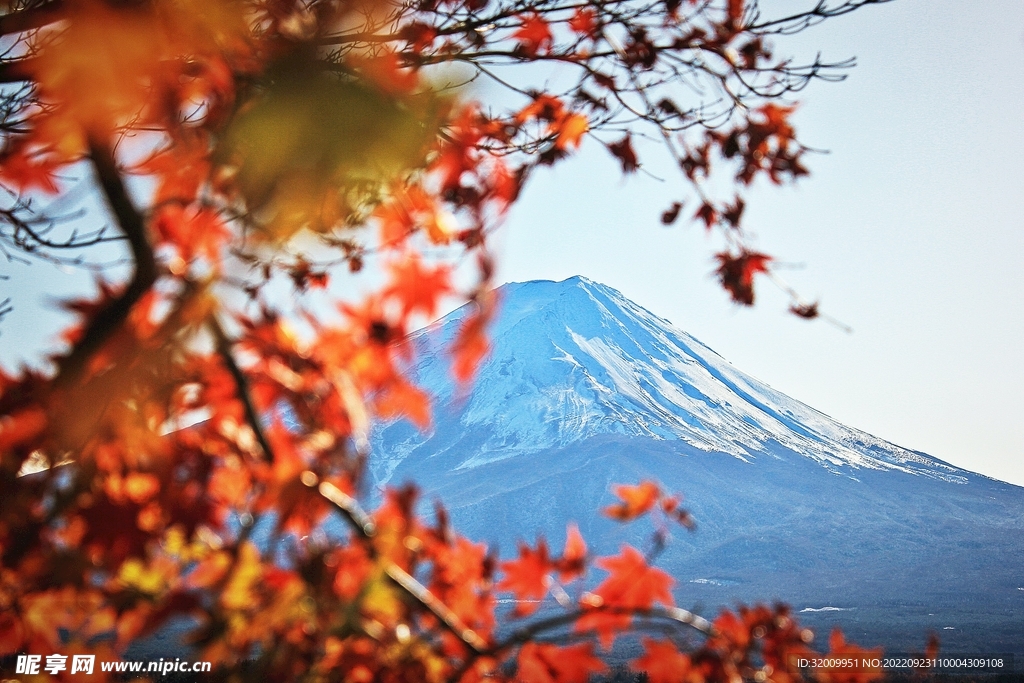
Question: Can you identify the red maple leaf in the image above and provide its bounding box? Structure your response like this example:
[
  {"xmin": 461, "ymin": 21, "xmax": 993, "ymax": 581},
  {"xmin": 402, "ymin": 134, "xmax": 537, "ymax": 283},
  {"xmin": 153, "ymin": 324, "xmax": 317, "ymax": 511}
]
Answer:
[
  {"xmin": 556, "ymin": 522, "xmax": 587, "ymax": 582},
  {"xmin": 694, "ymin": 201, "xmax": 718, "ymax": 229},
  {"xmin": 518, "ymin": 642, "xmax": 607, "ymax": 683},
  {"xmin": 576, "ymin": 545, "xmax": 674, "ymax": 648},
  {"xmin": 568, "ymin": 7, "xmax": 598, "ymax": 38},
  {"xmin": 514, "ymin": 13, "xmax": 553, "ymax": 55},
  {"xmin": 714, "ymin": 249, "xmax": 772, "ymax": 306},
  {"xmin": 497, "ymin": 540, "xmax": 551, "ymax": 616},
  {"xmin": 592, "ymin": 545, "xmax": 674, "ymax": 610},
  {"xmin": 816, "ymin": 628, "xmax": 884, "ymax": 683},
  {"xmin": 608, "ymin": 134, "xmax": 639, "ymax": 173},
  {"xmin": 631, "ymin": 638, "xmax": 691, "ymax": 683},
  {"xmin": 385, "ymin": 255, "xmax": 454, "ymax": 319},
  {"xmin": 0, "ymin": 146, "xmax": 63, "ymax": 194}
]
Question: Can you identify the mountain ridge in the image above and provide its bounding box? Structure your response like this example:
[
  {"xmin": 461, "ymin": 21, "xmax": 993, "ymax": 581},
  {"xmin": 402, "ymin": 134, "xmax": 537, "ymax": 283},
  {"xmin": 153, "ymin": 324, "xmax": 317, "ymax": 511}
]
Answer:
[
  {"xmin": 367, "ymin": 276, "xmax": 1024, "ymax": 656},
  {"xmin": 375, "ymin": 276, "xmax": 967, "ymax": 485}
]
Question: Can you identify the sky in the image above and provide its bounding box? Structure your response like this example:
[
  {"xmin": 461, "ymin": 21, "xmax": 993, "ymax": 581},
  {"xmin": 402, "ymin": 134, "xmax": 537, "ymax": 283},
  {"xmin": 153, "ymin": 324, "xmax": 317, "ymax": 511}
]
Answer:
[
  {"xmin": 492, "ymin": 0, "xmax": 1024, "ymax": 486},
  {"xmin": 2, "ymin": 0, "xmax": 1022, "ymax": 486}
]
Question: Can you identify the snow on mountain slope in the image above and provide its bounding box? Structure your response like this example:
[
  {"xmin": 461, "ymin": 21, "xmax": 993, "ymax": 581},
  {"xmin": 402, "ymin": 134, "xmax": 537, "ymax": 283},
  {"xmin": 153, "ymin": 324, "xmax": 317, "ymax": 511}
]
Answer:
[{"xmin": 371, "ymin": 276, "xmax": 965, "ymax": 485}]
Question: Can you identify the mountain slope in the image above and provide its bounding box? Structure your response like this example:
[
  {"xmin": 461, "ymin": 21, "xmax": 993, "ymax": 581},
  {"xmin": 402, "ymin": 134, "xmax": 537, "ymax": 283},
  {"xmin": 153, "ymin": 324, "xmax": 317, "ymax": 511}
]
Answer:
[
  {"xmin": 374, "ymin": 276, "xmax": 963, "ymax": 483},
  {"xmin": 369, "ymin": 276, "xmax": 1024, "ymax": 656}
]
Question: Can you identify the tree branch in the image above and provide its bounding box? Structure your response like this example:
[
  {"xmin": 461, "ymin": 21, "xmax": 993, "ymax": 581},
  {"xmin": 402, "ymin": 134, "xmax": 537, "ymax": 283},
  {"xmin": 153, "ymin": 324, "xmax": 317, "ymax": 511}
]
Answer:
[
  {"xmin": 210, "ymin": 316, "xmax": 276, "ymax": 464},
  {"xmin": 0, "ymin": 0, "xmax": 65, "ymax": 37},
  {"xmin": 53, "ymin": 138, "xmax": 157, "ymax": 389},
  {"xmin": 311, "ymin": 478, "xmax": 488, "ymax": 655}
]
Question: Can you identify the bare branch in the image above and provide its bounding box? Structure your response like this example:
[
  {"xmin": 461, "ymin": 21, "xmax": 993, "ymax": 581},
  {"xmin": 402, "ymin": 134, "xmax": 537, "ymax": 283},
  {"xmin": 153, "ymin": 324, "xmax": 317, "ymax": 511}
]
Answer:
[
  {"xmin": 52, "ymin": 138, "xmax": 157, "ymax": 388},
  {"xmin": 0, "ymin": 0, "xmax": 64, "ymax": 37},
  {"xmin": 210, "ymin": 315, "xmax": 277, "ymax": 464}
]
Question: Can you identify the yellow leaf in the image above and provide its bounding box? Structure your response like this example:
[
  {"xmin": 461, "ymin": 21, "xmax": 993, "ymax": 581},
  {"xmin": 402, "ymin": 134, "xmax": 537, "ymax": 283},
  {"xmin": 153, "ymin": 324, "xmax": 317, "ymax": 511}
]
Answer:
[
  {"xmin": 555, "ymin": 113, "xmax": 589, "ymax": 150},
  {"xmin": 222, "ymin": 542, "xmax": 262, "ymax": 610}
]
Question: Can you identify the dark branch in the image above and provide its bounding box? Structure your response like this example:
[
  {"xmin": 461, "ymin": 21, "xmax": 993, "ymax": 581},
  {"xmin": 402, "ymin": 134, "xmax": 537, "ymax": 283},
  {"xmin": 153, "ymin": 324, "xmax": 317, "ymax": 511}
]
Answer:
[
  {"xmin": 52, "ymin": 138, "xmax": 157, "ymax": 388},
  {"xmin": 0, "ymin": 0, "xmax": 65, "ymax": 37},
  {"xmin": 210, "ymin": 316, "xmax": 277, "ymax": 464}
]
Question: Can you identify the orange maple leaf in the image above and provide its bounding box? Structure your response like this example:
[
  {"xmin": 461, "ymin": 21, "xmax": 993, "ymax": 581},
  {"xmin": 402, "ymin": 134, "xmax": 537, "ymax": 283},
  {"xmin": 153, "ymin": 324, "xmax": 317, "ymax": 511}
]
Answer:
[
  {"xmin": 603, "ymin": 480, "xmax": 660, "ymax": 521},
  {"xmin": 153, "ymin": 205, "xmax": 231, "ymax": 266},
  {"xmin": 631, "ymin": 638, "xmax": 692, "ymax": 683},
  {"xmin": 374, "ymin": 376, "xmax": 431, "ymax": 430},
  {"xmin": 516, "ymin": 94, "xmax": 566, "ymax": 125},
  {"xmin": 554, "ymin": 113, "xmax": 589, "ymax": 150}
]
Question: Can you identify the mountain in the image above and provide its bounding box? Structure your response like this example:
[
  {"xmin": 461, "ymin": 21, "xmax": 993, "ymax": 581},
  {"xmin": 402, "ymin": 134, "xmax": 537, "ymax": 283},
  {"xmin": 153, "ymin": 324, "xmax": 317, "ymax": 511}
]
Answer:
[{"xmin": 370, "ymin": 276, "xmax": 1024, "ymax": 656}]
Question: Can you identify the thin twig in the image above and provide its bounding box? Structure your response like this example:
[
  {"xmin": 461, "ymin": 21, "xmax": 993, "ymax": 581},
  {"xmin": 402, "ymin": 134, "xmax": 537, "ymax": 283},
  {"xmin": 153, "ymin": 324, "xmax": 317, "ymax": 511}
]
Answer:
[
  {"xmin": 209, "ymin": 316, "xmax": 277, "ymax": 464},
  {"xmin": 309, "ymin": 477, "xmax": 488, "ymax": 655}
]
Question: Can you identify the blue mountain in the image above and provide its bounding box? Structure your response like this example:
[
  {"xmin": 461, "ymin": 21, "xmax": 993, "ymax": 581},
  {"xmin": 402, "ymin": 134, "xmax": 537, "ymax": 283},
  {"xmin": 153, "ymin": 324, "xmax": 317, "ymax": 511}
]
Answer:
[{"xmin": 370, "ymin": 276, "xmax": 1024, "ymax": 656}]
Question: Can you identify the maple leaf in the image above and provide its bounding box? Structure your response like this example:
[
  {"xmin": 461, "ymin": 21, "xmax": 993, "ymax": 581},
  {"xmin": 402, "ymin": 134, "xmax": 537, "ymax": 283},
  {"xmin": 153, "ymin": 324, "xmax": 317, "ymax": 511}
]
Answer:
[
  {"xmin": 790, "ymin": 302, "xmax": 819, "ymax": 319},
  {"xmin": 556, "ymin": 522, "xmax": 587, "ymax": 582},
  {"xmin": 399, "ymin": 21, "xmax": 437, "ymax": 53},
  {"xmin": 135, "ymin": 136, "xmax": 211, "ymax": 204},
  {"xmin": 577, "ymin": 545, "xmax": 674, "ymax": 648},
  {"xmin": 759, "ymin": 102, "xmax": 796, "ymax": 137},
  {"xmin": 722, "ymin": 197, "xmax": 745, "ymax": 227},
  {"xmin": 518, "ymin": 642, "xmax": 608, "ymax": 683},
  {"xmin": 631, "ymin": 638, "xmax": 691, "ymax": 683},
  {"xmin": 374, "ymin": 376, "xmax": 431, "ymax": 430},
  {"xmin": 574, "ymin": 608, "xmax": 630, "ymax": 651},
  {"xmin": 385, "ymin": 255, "xmax": 454, "ymax": 319},
  {"xmin": 714, "ymin": 249, "xmax": 772, "ymax": 306},
  {"xmin": 694, "ymin": 202, "xmax": 718, "ymax": 230},
  {"xmin": 603, "ymin": 480, "xmax": 660, "ymax": 521},
  {"xmin": 497, "ymin": 540, "xmax": 551, "ymax": 616},
  {"xmin": 451, "ymin": 303, "xmax": 493, "ymax": 384},
  {"xmin": 433, "ymin": 105, "xmax": 484, "ymax": 191},
  {"xmin": 514, "ymin": 14, "xmax": 553, "ymax": 56},
  {"xmin": 816, "ymin": 628, "xmax": 884, "ymax": 683},
  {"xmin": 593, "ymin": 545, "xmax": 674, "ymax": 610},
  {"xmin": 660, "ymin": 201, "xmax": 683, "ymax": 225},
  {"xmin": 568, "ymin": 7, "xmax": 598, "ymax": 38},
  {"xmin": 608, "ymin": 134, "xmax": 639, "ymax": 173},
  {"xmin": 374, "ymin": 185, "xmax": 435, "ymax": 245},
  {"xmin": 0, "ymin": 146, "xmax": 63, "ymax": 194},
  {"xmin": 554, "ymin": 113, "xmax": 589, "ymax": 150},
  {"xmin": 221, "ymin": 541, "xmax": 263, "ymax": 611},
  {"xmin": 153, "ymin": 205, "xmax": 231, "ymax": 266},
  {"xmin": 517, "ymin": 94, "xmax": 566, "ymax": 125}
]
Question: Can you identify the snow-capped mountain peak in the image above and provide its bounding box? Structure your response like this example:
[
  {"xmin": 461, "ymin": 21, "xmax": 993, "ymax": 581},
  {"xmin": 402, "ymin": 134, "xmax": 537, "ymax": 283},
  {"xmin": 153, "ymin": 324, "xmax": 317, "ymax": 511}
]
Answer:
[{"xmin": 372, "ymin": 277, "xmax": 964, "ymax": 484}]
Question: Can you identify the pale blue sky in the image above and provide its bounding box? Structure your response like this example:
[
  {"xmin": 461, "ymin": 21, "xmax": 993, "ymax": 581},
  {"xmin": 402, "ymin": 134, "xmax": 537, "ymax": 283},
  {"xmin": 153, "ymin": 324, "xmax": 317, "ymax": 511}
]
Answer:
[
  {"xmin": 3, "ymin": 0, "xmax": 1022, "ymax": 485},
  {"xmin": 494, "ymin": 0, "xmax": 1024, "ymax": 485}
]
